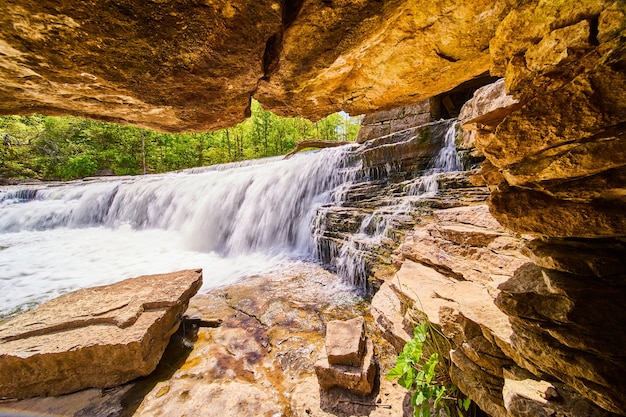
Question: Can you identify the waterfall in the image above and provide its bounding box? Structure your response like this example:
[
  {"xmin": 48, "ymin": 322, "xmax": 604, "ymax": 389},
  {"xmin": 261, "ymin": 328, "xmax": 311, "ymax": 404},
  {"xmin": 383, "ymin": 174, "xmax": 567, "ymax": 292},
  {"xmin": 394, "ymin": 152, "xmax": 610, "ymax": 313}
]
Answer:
[
  {"xmin": 0, "ymin": 147, "xmax": 359, "ymax": 256},
  {"xmin": 407, "ymin": 120, "xmax": 462, "ymax": 196},
  {"xmin": 315, "ymin": 120, "xmax": 463, "ymax": 292},
  {"xmin": 0, "ymin": 121, "xmax": 462, "ymax": 315},
  {"xmin": 0, "ymin": 146, "xmax": 361, "ymax": 316}
]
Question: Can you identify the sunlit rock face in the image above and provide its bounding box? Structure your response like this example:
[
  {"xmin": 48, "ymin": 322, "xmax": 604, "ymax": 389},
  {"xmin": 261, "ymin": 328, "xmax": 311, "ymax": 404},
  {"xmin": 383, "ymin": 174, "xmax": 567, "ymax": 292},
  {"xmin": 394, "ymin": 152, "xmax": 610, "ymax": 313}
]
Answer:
[
  {"xmin": 0, "ymin": 0, "xmax": 282, "ymax": 132},
  {"xmin": 468, "ymin": 1, "xmax": 626, "ymax": 414},
  {"xmin": 0, "ymin": 0, "xmax": 519, "ymax": 131}
]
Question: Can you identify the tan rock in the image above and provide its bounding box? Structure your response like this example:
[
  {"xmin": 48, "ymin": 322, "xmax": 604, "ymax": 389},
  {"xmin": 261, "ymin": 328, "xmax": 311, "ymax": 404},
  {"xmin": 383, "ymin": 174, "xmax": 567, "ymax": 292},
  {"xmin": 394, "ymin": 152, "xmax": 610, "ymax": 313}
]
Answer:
[
  {"xmin": 325, "ymin": 317, "xmax": 366, "ymax": 367},
  {"xmin": 450, "ymin": 348, "xmax": 507, "ymax": 417},
  {"xmin": 357, "ymin": 101, "xmax": 432, "ymax": 143},
  {"xmin": 503, "ymin": 378, "xmax": 558, "ymax": 417},
  {"xmin": 0, "ymin": 269, "xmax": 202, "ymax": 398},
  {"xmin": 0, "ymin": 1, "xmax": 282, "ymax": 132},
  {"xmin": 0, "ymin": 0, "xmax": 521, "ymax": 130},
  {"xmin": 399, "ymin": 205, "xmax": 528, "ymax": 284},
  {"xmin": 459, "ymin": 78, "xmax": 521, "ymax": 150},
  {"xmin": 370, "ymin": 281, "xmax": 412, "ymax": 352},
  {"xmin": 315, "ymin": 339, "xmax": 376, "ymax": 396}
]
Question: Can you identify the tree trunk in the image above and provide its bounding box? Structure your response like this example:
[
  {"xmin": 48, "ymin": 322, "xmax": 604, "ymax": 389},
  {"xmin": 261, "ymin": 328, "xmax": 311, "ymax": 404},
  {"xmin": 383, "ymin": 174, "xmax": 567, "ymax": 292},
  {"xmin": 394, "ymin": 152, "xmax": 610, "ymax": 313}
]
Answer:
[{"xmin": 283, "ymin": 140, "xmax": 347, "ymax": 159}]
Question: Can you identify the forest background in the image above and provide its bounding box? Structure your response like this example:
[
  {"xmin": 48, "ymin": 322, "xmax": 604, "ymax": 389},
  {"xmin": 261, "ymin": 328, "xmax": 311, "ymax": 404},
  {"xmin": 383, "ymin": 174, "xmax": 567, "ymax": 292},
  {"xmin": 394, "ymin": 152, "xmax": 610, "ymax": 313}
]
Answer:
[{"xmin": 0, "ymin": 100, "xmax": 362, "ymax": 182}]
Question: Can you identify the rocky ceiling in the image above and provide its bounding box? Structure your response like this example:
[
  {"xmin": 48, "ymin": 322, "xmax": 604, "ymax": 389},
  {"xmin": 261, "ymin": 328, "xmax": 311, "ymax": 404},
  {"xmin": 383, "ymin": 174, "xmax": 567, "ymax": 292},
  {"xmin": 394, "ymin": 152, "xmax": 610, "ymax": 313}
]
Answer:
[{"xmin": 1, "ymin": 0, "xmax": 518, "ymax": 132}]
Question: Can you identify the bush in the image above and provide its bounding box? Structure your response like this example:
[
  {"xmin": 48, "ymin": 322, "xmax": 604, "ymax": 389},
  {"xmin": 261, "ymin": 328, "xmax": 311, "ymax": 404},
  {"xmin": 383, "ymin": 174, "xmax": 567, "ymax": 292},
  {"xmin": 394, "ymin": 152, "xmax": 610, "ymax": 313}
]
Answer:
[
  {"xmin": 387, "ymin": 323, "xmax": 471, "ymax": 417},
  {"xmin": 60, "ymin": 154, "xmax": 97, "ymax": 179}
]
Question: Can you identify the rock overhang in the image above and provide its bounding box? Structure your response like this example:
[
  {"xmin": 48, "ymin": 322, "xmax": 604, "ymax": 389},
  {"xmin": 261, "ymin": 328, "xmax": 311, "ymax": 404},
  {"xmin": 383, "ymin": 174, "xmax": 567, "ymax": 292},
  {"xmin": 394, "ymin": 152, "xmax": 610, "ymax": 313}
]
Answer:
[{"xmin": 0, "ymin": 0, "xmax": 520, "ymax": 133}]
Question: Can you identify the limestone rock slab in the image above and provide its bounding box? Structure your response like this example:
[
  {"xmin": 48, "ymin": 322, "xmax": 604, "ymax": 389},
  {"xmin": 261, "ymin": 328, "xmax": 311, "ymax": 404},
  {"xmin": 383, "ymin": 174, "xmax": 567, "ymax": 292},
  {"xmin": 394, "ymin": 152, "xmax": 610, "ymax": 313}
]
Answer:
[
  {"xmin": 325, "ymin": 317, "xmax": 366, "ymax": 367},
  {"xmin": 315, "ymin": 339, "xmax": 376, "ymax": 396},
  {"xmin": 0, "ymin": 269, "xmax": 202, "ymax": 398}
]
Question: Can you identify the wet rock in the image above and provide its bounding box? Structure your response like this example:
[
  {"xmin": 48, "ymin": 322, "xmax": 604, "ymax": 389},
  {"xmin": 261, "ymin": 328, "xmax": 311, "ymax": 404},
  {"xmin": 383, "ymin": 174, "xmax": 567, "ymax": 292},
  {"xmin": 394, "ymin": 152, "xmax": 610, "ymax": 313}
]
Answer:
[
  {"xmin": 3, "ymin": 263, "xmax": 411, "ymax": 417},
  {"xmin": 0, "ymin": 269, "xmax": 202, "ymax": 399}
]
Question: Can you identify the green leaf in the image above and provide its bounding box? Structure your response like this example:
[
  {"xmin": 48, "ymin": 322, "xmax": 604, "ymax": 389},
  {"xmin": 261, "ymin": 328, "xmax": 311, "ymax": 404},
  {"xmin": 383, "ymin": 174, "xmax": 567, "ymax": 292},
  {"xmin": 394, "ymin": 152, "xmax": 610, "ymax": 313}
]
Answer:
[
  {"xmin": 413, "ymin": 323, "xmax": 428, "ymax": 343},
  {"xmin": 434, "ymin": 385, "xmax": 446, "ymax": 407},
  {"xmin": 398, "ymin": 373, "xmax": 413, "ymax": 390},
  {"xmin": 462, "ymin": 397, "xmax": 472, "ymax": 410},
  {"xmin": 414, "ymin": 390, "xmax": 425, "ymax": 406},
  {"xmin": 386, "ymin": 365, "xmax": 404, "ymax": 381}
]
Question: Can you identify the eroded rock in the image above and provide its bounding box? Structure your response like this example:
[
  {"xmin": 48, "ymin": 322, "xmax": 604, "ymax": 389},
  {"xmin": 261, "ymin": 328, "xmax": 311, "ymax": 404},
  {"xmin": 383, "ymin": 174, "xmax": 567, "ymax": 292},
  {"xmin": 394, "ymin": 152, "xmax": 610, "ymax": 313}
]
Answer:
[
  {"xmin": 0, "ymin": 0, "xmax": 524, "ymax": 130},
  {"xmin": 0, "ymin": 269, "xmax": 202, "ymax": 399},
  {"xmin": 315, "ymin": 339, "xmax": 376, "ymax": 396},
  {"xmin": 325, "ymin": 317, "xmax": 366, "ymax": 367}
]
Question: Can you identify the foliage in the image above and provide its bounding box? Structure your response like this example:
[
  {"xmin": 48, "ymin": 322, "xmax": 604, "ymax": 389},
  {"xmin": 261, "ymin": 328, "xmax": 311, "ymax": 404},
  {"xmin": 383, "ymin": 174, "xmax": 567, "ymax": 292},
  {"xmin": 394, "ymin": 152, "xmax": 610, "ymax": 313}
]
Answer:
[
  {"xmin": 0, "ymin": 101, "xmax": 362, "ymax": 182},
  {"xmin": 387, "ymin": 323, "xmax": 471, "ymax": 417}
]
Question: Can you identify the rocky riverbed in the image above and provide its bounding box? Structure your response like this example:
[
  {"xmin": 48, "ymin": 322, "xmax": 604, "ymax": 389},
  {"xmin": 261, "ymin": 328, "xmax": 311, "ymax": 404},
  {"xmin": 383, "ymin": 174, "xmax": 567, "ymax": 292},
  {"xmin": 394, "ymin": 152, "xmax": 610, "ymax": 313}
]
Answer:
[{"xmin": 1, "ymin": 262, "xmax": 412, "ymax": 417}]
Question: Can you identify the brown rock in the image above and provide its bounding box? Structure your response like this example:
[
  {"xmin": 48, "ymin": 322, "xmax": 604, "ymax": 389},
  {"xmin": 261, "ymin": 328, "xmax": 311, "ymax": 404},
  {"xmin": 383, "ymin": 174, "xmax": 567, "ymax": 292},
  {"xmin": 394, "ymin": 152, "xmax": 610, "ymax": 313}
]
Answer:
[
  {"xmin": 399, "ymin": 205, "xmax": 528, "ymax": 283},
  {"xmin": 459, "ymin": 78, "xmax": 522, "ymax": 150},
  {"xmin": 325, "ymin": 317, "xmax": 366, "ymax": 367},
  {"xmin": 0, "ymin": 0, "xmax": 282, "ymax": 132},
  {"xmin": 526, "ymin": 238, "xmax": 626, "ymax": 278},
  {"xmin": 315, "ymin": 339, "xmax": 376, "ymax": 396},
  {"xmin": 357, "ymin": 101, "xmax": 432, "ymax": 143},
  {"xmin": 489, "ymin": 184, "xmax": 626, "ymax": 238},
  {"xmin": 450, "ymin": 348, "xmax": 507, "ymax": 417},
  {"xmin": 0, "ymin": 269, "xmax": 202, "ymax": 398},
  {"xmin": 0, "ymin": 0, "xmax": 521, "ymax": 130},
  {"xmin": 370, "ymin": 281, "xmax": 412, "ymax": 353},
  {"xmin": 496, "ymin": 263, "xmax": 626, "ymax": 414}
]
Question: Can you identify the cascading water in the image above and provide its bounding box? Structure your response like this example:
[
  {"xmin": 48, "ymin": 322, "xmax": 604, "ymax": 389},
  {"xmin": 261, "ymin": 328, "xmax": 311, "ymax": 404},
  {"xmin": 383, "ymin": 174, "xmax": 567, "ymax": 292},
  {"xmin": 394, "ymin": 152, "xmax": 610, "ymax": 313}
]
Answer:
[
  {"xmin": 0, "ymin": 146, "xmax": 360, "ymax": 317},
  {"xmin": 0, "ymin": 119, "xmax": 463, "ymax": 317},
  {"xmin": 313, "ymin": 120, "xmax": 463, "ymax": 293}
]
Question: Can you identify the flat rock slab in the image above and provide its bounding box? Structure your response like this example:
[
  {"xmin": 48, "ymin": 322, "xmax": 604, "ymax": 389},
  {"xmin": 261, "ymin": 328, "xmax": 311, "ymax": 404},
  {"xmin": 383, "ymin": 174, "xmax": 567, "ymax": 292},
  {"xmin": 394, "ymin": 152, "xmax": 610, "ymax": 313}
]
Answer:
[
  {"xmin": 326, "ymin": 317, "xmax": 366, "ymax": 367},
  {"xmin": 0, "ymin": 269, "xmax": 202, "ymax": 399}
]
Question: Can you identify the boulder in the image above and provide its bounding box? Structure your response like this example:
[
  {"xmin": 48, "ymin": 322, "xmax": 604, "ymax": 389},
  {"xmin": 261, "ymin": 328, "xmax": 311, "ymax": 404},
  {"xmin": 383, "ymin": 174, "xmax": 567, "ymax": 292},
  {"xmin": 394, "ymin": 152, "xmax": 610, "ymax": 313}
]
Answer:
[
  {"xmin": 325, "ymin": 317, "xmax": 366, "ymax": 367},
  {"xmin": 0, "ymin": 269, "xmax": 202, "ymax": 398},
  {"xmin": 315, "ymin": 339, "xmax": 376, "ymax": 396}
]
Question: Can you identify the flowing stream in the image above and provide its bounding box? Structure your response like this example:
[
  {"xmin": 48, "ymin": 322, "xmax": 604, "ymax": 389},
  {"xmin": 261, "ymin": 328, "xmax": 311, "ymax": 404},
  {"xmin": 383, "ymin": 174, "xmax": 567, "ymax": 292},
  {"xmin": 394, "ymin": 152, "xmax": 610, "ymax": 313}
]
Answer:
[
  {"xmin": 0, "ymin": 147, "xmax": 360, "ymax": 317},
  {"xmin": 0, "ymin": 121, "xmax": 461, "ymax": 318}
]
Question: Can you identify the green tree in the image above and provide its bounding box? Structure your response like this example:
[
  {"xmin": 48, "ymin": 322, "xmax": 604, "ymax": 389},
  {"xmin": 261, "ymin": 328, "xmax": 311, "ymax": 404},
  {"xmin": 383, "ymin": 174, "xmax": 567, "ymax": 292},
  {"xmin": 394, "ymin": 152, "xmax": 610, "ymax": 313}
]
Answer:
[{"xmin": 0, "ymin": 101, "xmax": 361, "ymax": 182}]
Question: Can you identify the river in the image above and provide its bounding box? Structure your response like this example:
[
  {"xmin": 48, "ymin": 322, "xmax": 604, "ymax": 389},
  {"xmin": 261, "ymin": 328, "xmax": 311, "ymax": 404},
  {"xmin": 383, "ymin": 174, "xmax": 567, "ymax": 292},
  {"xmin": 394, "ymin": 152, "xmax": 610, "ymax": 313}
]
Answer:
[
  {"xmin": 0, "ymin": 120, "xmax": 461, "ymax": 319},
  {"xmin": 0, "ymin": 146, "xmax": 360, "ymax": 318}
]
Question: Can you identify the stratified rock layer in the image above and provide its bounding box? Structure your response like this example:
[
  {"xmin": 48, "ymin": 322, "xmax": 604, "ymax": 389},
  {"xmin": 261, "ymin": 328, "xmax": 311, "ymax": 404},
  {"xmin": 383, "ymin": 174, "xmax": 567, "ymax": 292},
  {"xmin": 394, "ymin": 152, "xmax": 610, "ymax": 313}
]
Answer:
[
  {"xmin": 470, "ymin": 1, "xmax": 626, "ymax": 414},
  {"xmin": 0, "ymin": 0, "xmax": 520, "ymax": 130},
  {"xmin": 0, "ymin": 269, "xmax": 202, "ymax": 398}
]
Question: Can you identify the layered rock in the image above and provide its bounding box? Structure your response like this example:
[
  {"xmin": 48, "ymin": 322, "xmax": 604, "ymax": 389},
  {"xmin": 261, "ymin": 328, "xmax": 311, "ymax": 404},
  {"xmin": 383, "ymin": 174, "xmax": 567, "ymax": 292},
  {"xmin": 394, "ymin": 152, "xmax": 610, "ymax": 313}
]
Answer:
[
  {"xmin": 356, "ymin": 101, "xmax": 434, "ymax": 143},
  {"xmin": 0, "ymin": 269, "xmax": 202, "ymax": 398},
  {"xmin": 314, "ymin": 117, "xmax": 489, "ymax": 293},
  {"xmin": 372, "ymin": 203, "xmax": 621, "ymax": 416},
  {"xmin": 315, "ymin": 317, "xmax": 376, "ymax": 395},
  {"xmin": 0, "ymin": 0, "xmax": 521, "ymax": 130},
  {"xmin": 465, "ymin": 1, "xmax": 626, "ymax": 414}
]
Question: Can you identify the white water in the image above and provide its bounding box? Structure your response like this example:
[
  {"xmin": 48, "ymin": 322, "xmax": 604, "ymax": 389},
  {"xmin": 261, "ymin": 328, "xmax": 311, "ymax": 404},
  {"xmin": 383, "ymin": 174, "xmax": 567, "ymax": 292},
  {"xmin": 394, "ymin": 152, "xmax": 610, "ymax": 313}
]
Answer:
[
  {"xmin": 0, "ymin": 147, "xmax": 359, "ymax": 317},
  {"xmin": 321, "ymin": 121, "xmax": 462, "ymax": 289}
]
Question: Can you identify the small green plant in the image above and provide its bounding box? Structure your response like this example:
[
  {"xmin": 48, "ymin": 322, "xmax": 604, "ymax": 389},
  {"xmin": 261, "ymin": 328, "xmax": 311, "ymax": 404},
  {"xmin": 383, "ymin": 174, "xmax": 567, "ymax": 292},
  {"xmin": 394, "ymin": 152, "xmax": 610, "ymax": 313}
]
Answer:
[{"xmin": 387, "ymin": 323, "xmax": 471, "ymax": 417}]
